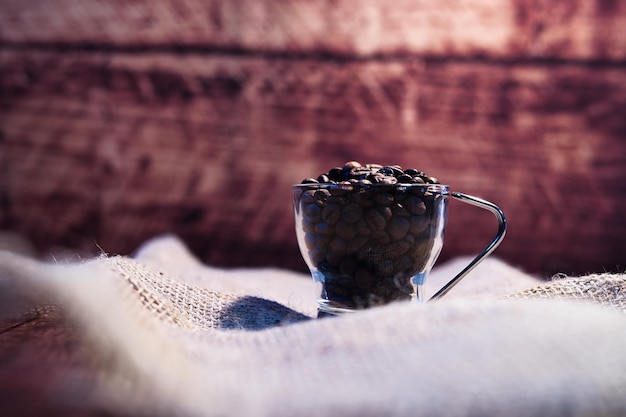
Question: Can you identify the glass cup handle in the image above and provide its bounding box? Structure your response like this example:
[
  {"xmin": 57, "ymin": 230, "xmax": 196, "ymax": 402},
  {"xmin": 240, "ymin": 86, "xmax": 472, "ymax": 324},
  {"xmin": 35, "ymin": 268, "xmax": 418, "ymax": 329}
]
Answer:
[{"xmin": 427, "ymin": 192, "xmax": 507, "ymax": 302}]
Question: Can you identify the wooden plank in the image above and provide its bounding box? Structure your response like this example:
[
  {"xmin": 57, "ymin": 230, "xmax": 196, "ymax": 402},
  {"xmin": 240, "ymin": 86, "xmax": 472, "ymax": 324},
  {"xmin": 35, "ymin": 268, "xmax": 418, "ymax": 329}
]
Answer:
[
  {"xmin": 2, "ymin": 50, "xmax": 625, "ymax": 276},
  {"xmin": 1, "ymin": 0, "xmax": 626, "ymax": 60}
]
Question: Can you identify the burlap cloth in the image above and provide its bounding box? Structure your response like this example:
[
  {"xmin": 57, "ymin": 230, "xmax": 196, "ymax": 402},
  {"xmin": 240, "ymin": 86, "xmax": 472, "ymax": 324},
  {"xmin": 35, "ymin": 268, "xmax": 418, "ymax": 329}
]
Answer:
[{"xmin": 1, "ymin": 234, "xmax": 626, "ymax": 416}]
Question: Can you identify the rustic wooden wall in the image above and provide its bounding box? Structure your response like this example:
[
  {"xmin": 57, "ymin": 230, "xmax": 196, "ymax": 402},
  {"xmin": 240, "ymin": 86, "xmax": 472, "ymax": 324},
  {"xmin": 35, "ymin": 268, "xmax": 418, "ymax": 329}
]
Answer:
[{"xmin": 1, "ymin": 0, "xmax": 625, "ymax": 277}]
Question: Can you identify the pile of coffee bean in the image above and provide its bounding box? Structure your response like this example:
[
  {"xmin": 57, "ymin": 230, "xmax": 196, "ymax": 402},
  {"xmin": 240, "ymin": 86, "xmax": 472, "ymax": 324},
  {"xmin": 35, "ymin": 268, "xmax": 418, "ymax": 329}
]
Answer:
[{"xmin": 294, "ymin": 161, "xmax": 444, "ymax": 309}]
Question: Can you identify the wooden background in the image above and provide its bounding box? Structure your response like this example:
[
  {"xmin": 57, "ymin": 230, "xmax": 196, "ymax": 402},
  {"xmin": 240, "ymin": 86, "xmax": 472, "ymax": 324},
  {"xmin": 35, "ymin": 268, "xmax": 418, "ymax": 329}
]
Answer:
[{"xmin": 1, "ymin": 0, "xmax": 625, "ymax": 277}]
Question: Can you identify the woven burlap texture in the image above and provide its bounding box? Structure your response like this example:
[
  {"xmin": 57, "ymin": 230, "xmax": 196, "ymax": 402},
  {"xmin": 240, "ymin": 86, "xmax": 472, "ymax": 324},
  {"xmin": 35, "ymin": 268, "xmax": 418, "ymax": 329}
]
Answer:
[{"xmin": 1, "ymin": 235, "xmax": 626, "ymax": 417}]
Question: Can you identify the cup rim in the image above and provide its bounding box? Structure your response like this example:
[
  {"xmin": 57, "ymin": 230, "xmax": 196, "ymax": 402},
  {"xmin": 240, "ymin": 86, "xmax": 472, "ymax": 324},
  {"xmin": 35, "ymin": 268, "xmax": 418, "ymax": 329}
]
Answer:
[{"xmin": 292, "ymin": 182, "xmax": 451, "ymax": 192}]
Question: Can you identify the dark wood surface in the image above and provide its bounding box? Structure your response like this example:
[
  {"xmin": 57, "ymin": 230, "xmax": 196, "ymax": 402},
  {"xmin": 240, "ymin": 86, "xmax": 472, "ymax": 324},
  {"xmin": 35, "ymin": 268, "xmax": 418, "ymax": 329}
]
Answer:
[{"xmin": 1, "ymin": 0, "xmax": 625, "ymax": 279}]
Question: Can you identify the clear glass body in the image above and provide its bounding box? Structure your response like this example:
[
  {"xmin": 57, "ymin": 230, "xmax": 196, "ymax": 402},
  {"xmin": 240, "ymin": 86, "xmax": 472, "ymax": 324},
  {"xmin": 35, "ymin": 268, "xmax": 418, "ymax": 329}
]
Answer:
[{"xmin": 293, "ymin": 183, "xmax": 449, "ymax": 314}]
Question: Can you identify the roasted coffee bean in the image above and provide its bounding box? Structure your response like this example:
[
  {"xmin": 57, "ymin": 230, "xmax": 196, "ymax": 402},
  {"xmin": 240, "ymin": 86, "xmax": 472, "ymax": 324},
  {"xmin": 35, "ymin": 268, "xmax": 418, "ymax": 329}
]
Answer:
[
  {"xmin": 301, "ymin": 190, "xmax": 316, "ymax": 204},
  {"xmin": 326, "ymin": 250, "xmax": 344, "ymax": 266},
  {"xmin": 373, "ymin": 192, "xmax": 394, "ymax": 206},
  {"xmin": 365, "ymin": 208, "xmax": 387, "ymax": 232},
  {"xmin": 405, "ymin": 196, "xmax": 427, "ymax": 216},
  {"xmin": 387, "ymin": 216, "xmax": 410, "ymax": 240},
  {"xmin": 339, "ymin": 256, "xmax": 358, "ymax": 276},
  {"xmin": 378, "ymin": 205, "xmax": 393, "ymax": 221},
  {"xmin": 302, "ymin": 218, "xmax": 316, "ymax": 233},
  {"xmin": 335, "ymin": 220, "xmax": 358, "ymax": 240},
  {"xmin": 343, "ymin": 161, "xmax": 362, "ymax": 171},
  {"xmin": 322, "ymin": 203, "xmax": 342, "ymax": 225},
  {"xmin": 397, "ymin": 174, "xmax": 413, "ymax": 183},
  {"xmin": 317, "ymin": 174, "xmax": 330, "ymax": 183},
  {"xmin": 390, "ymin": 203, "xmax": 410, "ymax": 217},
  {"xmin": 330, "ymin": 236, "xmax": 347, "ymax": 255},
  {"xmin": 346, "ymin": 234, "xmax": 368, "ymax": 254},
  {"xmin": 304, "ymin": 203, "xmax": 322, "ymax": 219},
  {"xmin": 368, "ymin": 230, "xmax": 391, "ymax": 245},
  {"xmin": 408, "ymin": 216, "xmax": 429, "ymax": 235},
  {"xmin": 328, "ymin": 167, "xmax": 344, "ymax": 181},
  {"xmin": 314, "ymin": 223, "xmax": 334, "ymax": 235},
  {"xmin": 341, "ymin": 203, "xmax": 363, "ymax": 223},
  {"xmin": 313, "ymin": 189, "xmax": 330, "ymax": 205}
]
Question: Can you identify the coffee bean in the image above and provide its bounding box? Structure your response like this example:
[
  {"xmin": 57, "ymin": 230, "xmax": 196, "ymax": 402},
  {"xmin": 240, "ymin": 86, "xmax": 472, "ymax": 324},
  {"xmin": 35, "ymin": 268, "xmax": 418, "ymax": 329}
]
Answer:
[
  {"xmin": 314, "ymin": 223, "xmax": 334, "ymax": 235},
  {"xmin": 365, "ymin": 208, "xmax": 387, "ymax": 232},
  {"xmin": 405, "ymin": 196, "xmax": 427, "ymax": 216},
  {"xmin": 378, "ymin": 206, "xmax": 393, "ymax": 221},
  {"xmin": 330, "ymin": 236, "xmax": 347, "ymax": 255},
  {"xmin": 304, "ymin": 203, "xmax": 322, "ymax": 219},
  {"xmin": 302, "ymin": 218, "xmax": 316, "ymax": 233},
  {"xmin": 335, "ymin": 220, "xmax": 358, "ymax": 240},
  {"xmin": 313, "ymin": 189, "xmax": 330, "ymax": 205},
  {"xmin": 387, "ymin": 216, "xmax": 410, "ymax": 240},
  {"xmin": 397, "ymin": 174, "xmax": 413, "ymax": 183},
  {"xmin": 408, "ymin": 216, "xmax": 429, "ymax": 235},
  {"xmin": 339, "ymin": 256, "xmax": 358, "ymax": 276},
  {"xmin": 301, "ymin": 190, "xmax": 316, "ymax": 204},
  {"xmin": 326, "ymin": 250, "xmax": 343, "ymax": 266},
  {"xmin": 341, "ymin": 203, "xmax": 363, "ymax": 223},
  {"xmin": 322, "ymin": 203, "xmax": 342, "ymax": 225},
  {"xmin": 373, "ymin": 192, "xmax": 394, "ymax": 206},
  {"xmin": 346, "ymin": 235, "xmax": 368, "ymax": 254}
]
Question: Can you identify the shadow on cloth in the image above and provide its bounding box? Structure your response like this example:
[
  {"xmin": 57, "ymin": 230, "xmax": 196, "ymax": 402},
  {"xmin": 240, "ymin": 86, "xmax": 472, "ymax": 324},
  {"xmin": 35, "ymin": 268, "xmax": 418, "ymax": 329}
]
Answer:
[{"xmin": 217, "ymin": 295, "xmax": 311, "ymax": 330}]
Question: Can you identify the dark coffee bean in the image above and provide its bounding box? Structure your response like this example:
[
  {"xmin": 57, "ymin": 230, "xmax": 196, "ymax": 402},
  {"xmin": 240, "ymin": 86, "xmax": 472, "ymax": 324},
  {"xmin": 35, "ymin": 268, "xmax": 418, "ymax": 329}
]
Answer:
[
  {"xmin": 314, "ymin": 223, "xmax": 334, "ymax": 235},
  {"xmin": 397, "ymin": 174, "xmax": 413, "ymax": 183},
  {"xmin": 322, "ymin": 203, "xmax": 342, "ymax": 225},
  {"xmin": 301, "ymin": 190, "xmax": 316, "ymax": 204},
  {"xmin": 341, "ymin": 203, "xmax": 363, "ymax": 223},
  {"xmin": 343, "ymin": 161, "xmax": 362, "ymax": 171},
  {"xmin": 378, "ymin": 206, "xmax": 393, "ymax": 221},
  {"xmin": 390, "ymin": 203, "xmax": 410, "ymax": 217},
  {"xmin": 379, "ymin": 176, "xmax": 398, "ymax": 185},
  {"xmin": 317, "ymin": 174, "xmax": 330, "ymax": 183},
  {"xmin": 302, "ymin": 218, "xmax": 316, "ymax": 233},
  {"xmin": 339, "ymin": 256, "xmax": 357, "ymax": 276},
  {"xmin": 301, "ymin": 178, "xmax": 318, "ymax": 184},
  {"xmin": 326, "ymin": 250, "xmax": 343, "ymax": 266},
  {"xmin": 353, "ymin": 190, "xmax": 374, "ymax": 207},
  {"xmin": 368, "ymin": 230, "xmax": 391, "ymax": 245},
  {"xmin": 405, "ymin": 196, "xmax": 427, "ymax": 215},
  {"xmin": 410, "ymin": 177, "xmax": 426, "ymax": 185},
  {"xmin": 328, "ymin": 167, "xmax": 344, "ymax": 181},
  {"xmin": 373, "ymin": 192, "xmax": 394, "ymax": 206},
  {"xmin": 356, "ymin": 220, "xmax": 372, "ymax": 236},
  {"xmin": 365, "ymin": 208, "xmax": 387, "ymax": 232},
  {"xmin": 335, "ymin": 220, "xmax": 358, "ymax": 240},
  {"xmin": 387, "ymin": 216, "xmax": 410, "ymax": 240},
  {"xmin": 408, "ymin": 216, "xmax": 429, "ymax": 235},
  {"xmin": 404, "ymin": 168, "xmax": 423, "ymax": 177},
  {"xmin": 313, "ymin": 189, "xmax": 330, "ymax": 205},
  {"xmin": 367, "ymin": 173, "xmax": 385, "ymax": 183},
  {"xmin": 347, "ymin": 234, "xmax": 368, "ymax": 254},
  {"xmin": 304, "ymin": 203, "xmax": 322, "ymax": 218},
  {"xmin": 330, "ymin": 236, "xmax": 347, "ymax": 255},
  {"xmin": 314, "ymin": 233, "xmax": 332, "ymax": 249}
]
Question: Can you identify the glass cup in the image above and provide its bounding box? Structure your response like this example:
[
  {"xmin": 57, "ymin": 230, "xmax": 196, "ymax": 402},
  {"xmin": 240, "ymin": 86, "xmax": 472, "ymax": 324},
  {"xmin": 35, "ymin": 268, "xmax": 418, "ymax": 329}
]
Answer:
[{"xmin": 293, "ymin": 182, "xmax": 506, "ymax": 315}]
